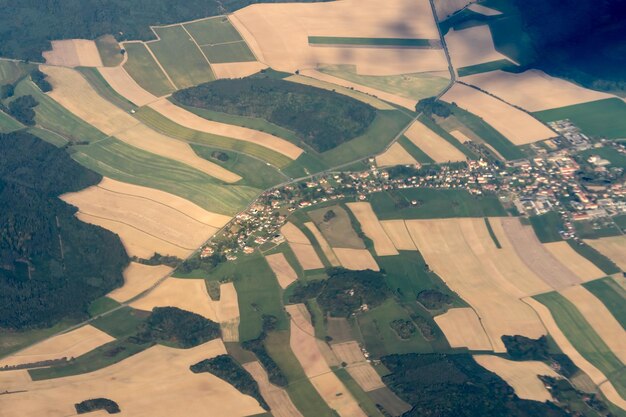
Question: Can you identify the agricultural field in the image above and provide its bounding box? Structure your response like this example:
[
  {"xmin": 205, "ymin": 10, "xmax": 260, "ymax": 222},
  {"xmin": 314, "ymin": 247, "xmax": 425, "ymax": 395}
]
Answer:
[
  {"xmin": 583, "ymin": 277, "xmax": 626, "ymax": 328},
  {"xmin": 584, "ymin": 236, "xmax": 626, "ymax": 272},
  {"xmin": 122, "ymin": 42, "xmax": 176, "ymax": 96},
  {"xmin": 374, "ymin": 142, "xmax": 419, "ymax": 168},
  {"xmin": 95, "ymin": 34, "xmax": 124, "ymax": 67},
  {"xmin": 457, "ymin": 59, "xmax": 518, "ymax": 77},
  {"xmin": 0, "ymin": 110, "xmax": 22, "ymax": 133},
  {"xmin": 404, "ymin": 120, "xmax": 466, "ymax": 163},
  {"xmin": 445, "ymin": 25, "xmax": 513, "ymax": 70}
]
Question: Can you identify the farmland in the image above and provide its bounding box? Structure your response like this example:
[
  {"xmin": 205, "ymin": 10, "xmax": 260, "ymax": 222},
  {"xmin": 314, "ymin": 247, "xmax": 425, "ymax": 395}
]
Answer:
[
  {"xmin": 122, "ymin": 42, "xmax": 176, "ymax": 96},
  {"xmin": 308, "ymin": 36, "xmax": 433, "ymax": 47}
]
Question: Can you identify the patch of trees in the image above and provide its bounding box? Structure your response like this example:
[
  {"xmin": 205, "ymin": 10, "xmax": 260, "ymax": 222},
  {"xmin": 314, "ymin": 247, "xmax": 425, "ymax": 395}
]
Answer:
[
  {"xmin": 190, "ymin": 355, "xmax": 269, "ymax": 410},
  {"xmin": 178, "ymin": 251, "xmax": 225, "ymax": 274},
  {"xmin": 242, "ymin": 314, "xmax": 288, "ymax": 387},
  {"xmin": 30, "ymin": 69, "xmax": 52, "ymax": 92},
  {"xmin": 416, "ymin": 97, "xmax": 451, "ymax": 119},
  {"xmin": 211, "ymin": 151, "xmax": 230, "ymax": 162},
  {"xmin": 323, "ymin": 209, "xmax": 336, "ymax": 222},
  {"xmin": 539, "ymin": 376, "xmax": 612, "ymax": 417},
  {"xmin": 501, "ymin": 335, "xmax": 577, "ymax": 377},
  {"xmin": 416, "ymin": 290, "xmax": 452, "ymax": 311},
  {"xmin": 7, "ymin": 95, "xmax": 38, "ymax": 125},
  {"xmin": 173, "ymin": 77, "xmax": 376, "ymax": 152},
  {"xmin": 0, "ymin": 131, "xmax": 128, "ymax": 329},
  {"xmin": 0, "ymin": 84, "xmax": 14, "ymax": 99},
  {"xmin": 133, "ymin": 252, "xmax": 182, "ymax": 268},
  {"xmin": 390, "ymin": 319, "xmax": 416, "ymax": 340},
  {"xmin": 288, "ymin": 268, "xmax": 391, "ymax": 317},
  {"xmin": 75, "ymin": 398, "xmax": 120, "ymax": 414},
  {"xmin": 134, "ymin": 307, "xmax": 220, "ymax": 348},
  {"xmin": 381, "ymin": 353, "xmax": 568, "ymax": 417}
]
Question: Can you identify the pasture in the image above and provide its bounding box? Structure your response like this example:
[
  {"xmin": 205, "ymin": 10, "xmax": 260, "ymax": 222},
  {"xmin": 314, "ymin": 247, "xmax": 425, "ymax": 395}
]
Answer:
[
  {"xmin": 584, "ymin": 236, "xmax": 626, "ymax": 272},
  {"xmin": 583, "ymin": 278, "xmax": 626, "ymax": 328},
  {"xmin": 0, "ymin": 111, "xmax": 22, "ymax": 133},
  {"xmin": 308, "ymin": 205, "xmax": 365, "ymax": 249},
  {"xmin": 202, "ymin": 42, "xmax": 256, "ymax": 63},
  {"xmin": 122, "ymin": 42, "xmax": 175, "ymax": 96},
  {"xmin": 97, "ymin": 65, "xmax": 158, "ymax": 107},
  {"xmin": 184, "ymin": 16, "xmax": 244, "ymax": 45},
  {"xmin": 95, "ymin": 35, "xmax": 123, "ymax": 67}
]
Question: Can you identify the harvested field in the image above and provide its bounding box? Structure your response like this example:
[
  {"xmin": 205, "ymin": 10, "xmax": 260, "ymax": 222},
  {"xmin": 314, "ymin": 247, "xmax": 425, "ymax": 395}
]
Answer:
[
  {"xmin": 98, "ymin": 66, "xmax": 158, "ymax": 107},
  {"xmin": 285, "ymin": 304, "xmax": 368, "ymax": 417},
  {"xmin": 231, "ymin": 0, "xmax": 447, "ymax": 75},
  {"xmin": 95, "ymin": 35, "xmax": 123, "ymax": 67},
  {"xmin": 43, "ymin": 66, "xmax": 240, "ymax": 182},
  {"xmin": 434, "ymin": 0, "xmax": 472, "ymax": 19},
  {"xmin": 122, "ymin": 42, "xmax": 175, "ymax": 97},
  {"xmin": 560, "ymin": 285, "xmax": 626, "ymax": 363},
  {"xmin": 149, "ymin": 98, "xmax": 303, "ymax": 160},
  {"xmin": 108, "ymin": 262, "xmax": 173, "ymax": 303},
  {"xmin": 43, "ymin": 39, "xmax": 103, "ymax": 67},
  {"xmin": 463, "ymin": 70, "xmax": 615, "ymax": 112},
  {"xmin": 524, "ymin": 297, "xmax": 626, "ymax": 410},
  {"xmin": 327, "ymin": 318, "xmax": 355, "ymax": 344},
  {"xmin": 308, "ymin": 206, "xmax": 365, "ymax": 249},
  {"xmin": 380, "ymin": 220, "xmax": 417, "ymax": 250},
  {"xmin": 211, "ymin": 61, "xmax": 267, "ymax": 79},
  {"xmin": 0, "ymin": 339, "xmax": 266, "ymax": 417},
  {"xmin": 243, "ymin": 361, "xmax": 304, "ymax": 417},
  {"xmin": 375, "ymin": 142, "xmax": 419, "ymax": 168},
  {"xmin": 543, "ymin": 241, "xmax": 606, "ymax": 282},
  {"xmin": 266, "ymin": 253, "xmax": 299, "ymax": 288},
  {"xmin": 467, "ymin": 4, "xmax": 502, "ymax": 15},
  {"xmin": 473, "ymin": 355, "xmax": 558, "ymax": 402},
  {"xmin": 434, "ymin": 308, "xmax": 493, "ymax": 351},
  {"xmin": 331, "ymin": 341, "xmax": 385, "ymax": 392},
  {"xmin": 367, "ymin": 387, "xmax": 412, "ymax": 417},
  {"xmin": 406, "ymin": 218, "xmax": 548, "ymax": 352},
  {"xmin": 304, "ymin": 222, "xmax": 341, "ymax": 267},
  {"xmin": 445, "ymin": 25, "xmax": 512, "ymax": 69},
  {"xmin": 347, "ymin": 202, "xmax": 398, "ymax": 256},
  {"xmin": 218, "ymin": 283, "xmax": 240, "ymax": 342},
  {"xmin": 281, "ymin": 222, "xmax": 312, "ymax": 245},
  {"xmin": 131, "ymin": 278, "xmax": 218, "ymax": 321},
  {"xmin": 441, "ymin": 83, "xmax": 555, "ymax": 145},
  {"xmin": 331, "ymin": 341, "xmax": 366, "ymax": 365},
  {"xmin": 404, "ymin": 120, "xmax": 466, "ymax": 163},
  {"xmin": 281, "ymin": 222, "xmax": 325, "ymax": 270},
  {"xmin": 585, "ymin": 236, "xmax": 626, "ymax": 272},
  {"xmin": 0, "ymin": 325, "xmax": 114, "ymax": 368},
  {"xmin": 333, "ymin": 248, "xmax": 380, "ymax": 271}
]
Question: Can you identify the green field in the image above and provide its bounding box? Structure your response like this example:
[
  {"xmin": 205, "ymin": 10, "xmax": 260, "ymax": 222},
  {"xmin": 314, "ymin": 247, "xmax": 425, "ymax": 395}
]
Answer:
[
  {"xmin": 95, "ymin": 35, "xmax": 123, "ymax": 67},
  {"xmin": 457, "ymin": 59, "xmax": 519, "ymax": 77},
  {"xmin": 583, "ymin": 278, "xmax": 626, "ymax": 328},
  {"xmin": 184, "ymin": 16, "xmax": 243, "ymax": 45},
  {"xmin": 87, "ymin": 297, "xmax": 121, "ymax": 318},
  {"xmin": 0, "ymin": 60, "xmax": 34, "ymax": 84},
  {"xmin": 0, "ymin": 110, "xmax": 23, "ymax": 132},
  {"xmin": 318, "ymin": 64, "xmax": 450, "ymax": 102},
  {"xmin": 534, "ymin": 292, "xmax": 626, "ymax": 398},
  {"xmin": 13, "ymin": 78, "xmax": 108, "ymax": 143},
  {"xmin": 573, "ymin": 219, "xmax": 622, "ymax": 239},
  {"xmin": 149, "ymin": 25, "xmax": 215, "ymax": 89},
  {"xmin": 369, "ymin": 188, "xmax": 506, "ymax": 220},
  {"xmin": 398, "ymin": 136, "xmax": 435, "ymax": 164},
  {"xmin": 205, "ymin": 253, "xmax": 287, "ymax": 341},
  {"xmin": 122, "ymin": 42, "xmax": 175, "ymax": 97},
  {"xmin": 528, "ymin": 212, "xmax": 563, "ymax": 243},
  {"xmin": 134, "ymin": 106, "xmax": 292, "ymax": 168},
  {"xmin": 28, "ymin": 127, "xmax": 68, "ymax": 147},
  {"xmin": 91, "ymin": 307, "xmax": 147, "ymax": 339},
  {"xmin": 578, "ymin": 146, "xmax": 626, "ymax": 169},
  {"xmin": 567, "ymin": 240, "xmax": 620, "ymax": 275},
  {"xmin": 77, "ymin": 67, "xmax": 135, "ymax": 111},
  {"xmin": 309, "ymin": 37, "xmax": 433, "ymax": 47},
  {"xmin": 0, "ymin": 319, "xmax": 77, "ymax": 358},
  {"xmin": 191, "ymin": 144, "xmax": 287, "ymax": 189},
  {"xmin": 615, "ymin": 214, "xmax": 626, "ymax": 231},
  {"xmin": 71, "ymin": 137, "xmax": 258, "ymax": 215},
  {"xmin": 534, "ymin": 98, "xmax": 626, "ymax": 139},
  {"xmin": 201, "ymin": 41, "xmax": 256, "ymax": 63}
]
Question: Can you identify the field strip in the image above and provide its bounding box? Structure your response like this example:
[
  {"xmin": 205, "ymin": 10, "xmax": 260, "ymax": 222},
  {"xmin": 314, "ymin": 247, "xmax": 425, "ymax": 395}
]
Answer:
[
  {"xmin": 149, "ymin": 98, "xmax": 303, "ymax": 160},
  {"xmin": 560, "ymin": 285, "xmax": 626, "ymax": 363},
  {"xmin": 445, "ymin": 25, "xmax": 515, "ymax": 69},
  {"xmin": 473, "ymin": 355, "xmax": 559, "ymax": 402},
  {"xmin": 43, "ymin": 39, "xmax": 103, "ymax": 67},
  {"xmin": 0, "ymin": 340, "xmax": 268, "ymax": 417},
  {"xmin": 211, "ymin": 61, "xmax": 268, "ymax": 79},
  {"xmin": 333, "ymin": 248, "xmax": 380, "ymax": 271},
  {"xmin": 243, "ymin": 361, "xmax": 304, "ymax": 417},
  {"xmin": 304, "ymin": 222, "xmax": 341, "ymax": 266},
  {"xmin": 265, "ymin": 253, "xmax": 299, "ymax": 288},
  {"xmin": 441, "ymin": 83, "xmax": 555, "ymax": 145},
  {"xmin": 375, "ymin": 142, "xmax": 419, "ymax": 168},
  {"xmin": 98, "ymin": 66, "xmax": 159, "ymax": 106},
  {"xmin": 43, "ymin": 65, "xmax": 240, "ymax": 182},
  {"xmin": 585, "ymin": 236, "xmax": 626, "ymax": 272},
  {"xmin": 543, "ymin": 241, "xmax": 606, "ymax": 282},
  {"xmin": 0, "ymin": 325, "xmax": 114, "ymax": 368},
  {"xmin": 523, "ymin": 297, "xmax": 626, "ymax": 410},
  {"xmin": 217, "ymin": 283, "xmax": 240, "ymax": 342},
  {"xmin": 289, "ymin": 243, "xmax": 325, "ymax": 270},
  {"xmin": 108, "ymin": 262, "xmax": 173, "ymax": 303},
  {"xmin": 286, "ymin": 304, "xmax": 368, "ymax": 417},
  {"xmin": 180, "ymin": 23, "xmax": 214, "ymax": 69},
  {"xmin": 463, "ymin": 70, "xmax": 616, "ymax": 112},
  {"xmin": 347, "ymin": 202, "xmax": 398, "ymax": 256},
  {"xmin": 434, "ymin": 308, "xmax": 493, "ymax": 351},
  {"xmin": 404, "ymin": 120, "xmax": 466, "ymax": 163},
  {"xmin": 380, "ymin": 220, "xmax": 417, "ymax": 250},
  {"xmin": 331, "ymin": 341, "xmax": 386, "ymax": 391}
]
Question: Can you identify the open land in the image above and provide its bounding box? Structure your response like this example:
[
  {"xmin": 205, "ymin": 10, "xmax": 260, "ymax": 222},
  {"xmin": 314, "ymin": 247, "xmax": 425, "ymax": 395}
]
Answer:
[
  {"xmin": 43, "ymin": 39, "xmax": 103, "ymax": 67},
  {"xmin": 434, "ymin": 0, "xmax": 472, "ymax": 19},
  {"xmin": 108, "ymin": 262, "xmax": 173, "ymax": 303},
  {"xmin": 473, "ymin": 355, "xmax": 559, "ymax": 402},
  {"xmin": 331, "ymin": 341, "xmax": 386, "ymax": 392},
  {"xmin": 584, "ymin": 236, "xmax": 626, "ymax": 271},
  {"xmin": 308, "ymin": 205, "xmax": 365, "ymax": 249},
  {"xmin": 217, "ymin": 283, "xmax": 241, "ymax": 342},
  {"xmin": 211, "ymin": 61, "xmax": 268, "ymax": 79},
  {"xmin": 467, "ymin": 4, "xmax": 502, "ymax": 16},
  {"xmin": 380, "ymin": 220, "xmax": 417, "ymax": 250},
  {"xmin": 121, "ymin": 42, "xmax": 176, "ymax": 97},
  {"xmin": 346, "ymin": 202, "xmax": 398, "ymax": 256},
  {"xmin": 583, "ymin": 278, "xmax": 626, "ymax": 328},
  {"xmin": 304, "ymin": 222, "xmax": 341, "ymax": 267},
  {"xmin": 375, "ymin": 142, "xmax": 419, "ymax": 168},
  {"xmin": 333, "ymin": 248, "xmax": 380, "ymax": 271},
  {"xmin": 543, "ymin": 241, "xmax": 606, "ymax": 282},
  {"xmin": 404, "ymin": 120, "xmax": 466, "ymax": 163},
  {"xmin": 445, "ymin": 25, "xmax": 513, "ymax": 70},
  {"xmin": 243, "ymin": 361, "xmax": 304, "ymax": 417},
  {"xmin": 98, "ymin": 66, "xmax": 158, "ymax": 107},
  {"xmin": 95, "ymin": 35, "xmax": 123, "ymax": 67},
  {"xmin": 265, "ymin": 253, "xmax": 299, "ymax": 289},
  {"xmin": 280, "ymin": 223, "xmax": 325, "ymax": 270},
  {"xmin": 434, "ymin": 308, "xmax": 493, "ymax": 351}
]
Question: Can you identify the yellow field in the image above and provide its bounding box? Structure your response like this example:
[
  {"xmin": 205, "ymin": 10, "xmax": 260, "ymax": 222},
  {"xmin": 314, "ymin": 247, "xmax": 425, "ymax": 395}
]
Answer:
[
  {"xmin": 231, "ymin": 0, "xmax": 447, "ymax": 75},
  {"xmin": 434, "ymin": 0, "xmax": 472, "ymax": 19},
  {"xmin": 441, "ymin": 83, "xmax": 555, "ymax": 145},
  {"xmin": 346, "ymin": 202, "xmax": 398, "ymax": 256},
  {"xmin": 243, "ymin": 361, "xmax": 304, "ymax": 417},
  {"xmin": 375, "ymin": 142, "xmax": 419, "ymax": 168},
  {"xmin": 285, "ymin": 304, "xmax": 367, "ymax": 417},
  {"xmin": 211, "ymin": 62, "xmax": 268, "ymax": 79},
  {"xmin": 0, "ymin": 339, "xmax": 266, "ymax": 417},
  {"xmin": 149, "ymin": 98, "xmax": 303, "ymax": 160},
  {"xmin": 98, "ymin": 66, "xmax": 159, "ymax": 106},
  {"xmin": 280, "ymin": 222, "xmax": 325, "ymax": 270},
  {"xmin": 404, "ymin": 120, "xmax": 466, "ymax": 163},
  {"xmin": 108, "ymin": 262, "xmax": 173, "ymax": 302},
  {"xmin": 217, "ymin": 283, "xmax": 241, "ymax": 342},
  {"xmin": 584, "ymin": 236, "xmax": 626, "ymax": 271},
  {"xmin": 265, "ymin": 253, "xmax": 299, "ymax": 288},
  {"xmin": 333, "ymin": 248, "xmax": 380, "ymax": 271},
  {"xmin": 304, "ymin": 222, "xmax": 341, "ymax": 266},
  {"xmin": 543, "ymin": 241, "xmax": 605, "ymax": 282},
  {"xmin": 445, "ymin": 25, "xmax": 513, "ymax": 69},
  {"xmin": 560, "ymin": 285, "xmax": 626, "ymax": 363},
  {"xmin": 406, "ymin": 218, "xmax": 549, "ymax": 352},
  {"xmin": 463, "ymin": 70, "xmax": 615, "ymax": 112},
  {"xmin": 331, "ymin": 341, "xmax": 385, "ymax": 391},
  {"xmin": 43, "ymin": 66, "xmax": 240, "ymax": 182},
  {"xmin": 43, "ymin": 39, "xmax": 103, "ymax": 67},
  {"xmin": 434, "ymin": 308, "xmax": 493, "ymax": 351},
  {"xmin": 380, "ymin": 220, "xmax": 417, "ymax": 250},
  {"xmin": 473, "ymin": 355, "xmax": 558, "ymax": 402},
  {"xmin": 0, "ymin": 325, "xmax": 114, "ymax": 368}
]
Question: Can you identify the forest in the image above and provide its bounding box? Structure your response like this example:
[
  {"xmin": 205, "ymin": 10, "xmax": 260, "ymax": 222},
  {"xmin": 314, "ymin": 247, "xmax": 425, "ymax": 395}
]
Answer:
[
  {"xmin": 172, "ymin": 76, "xmax": 376, "ymax": 152},
  {"xmin": 75, "ymin": 398, "xmax": 120, "ymax": 414},
  {"xmin": 0, "ymin": 131, "xmax": 128, "ymax": 329}
]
